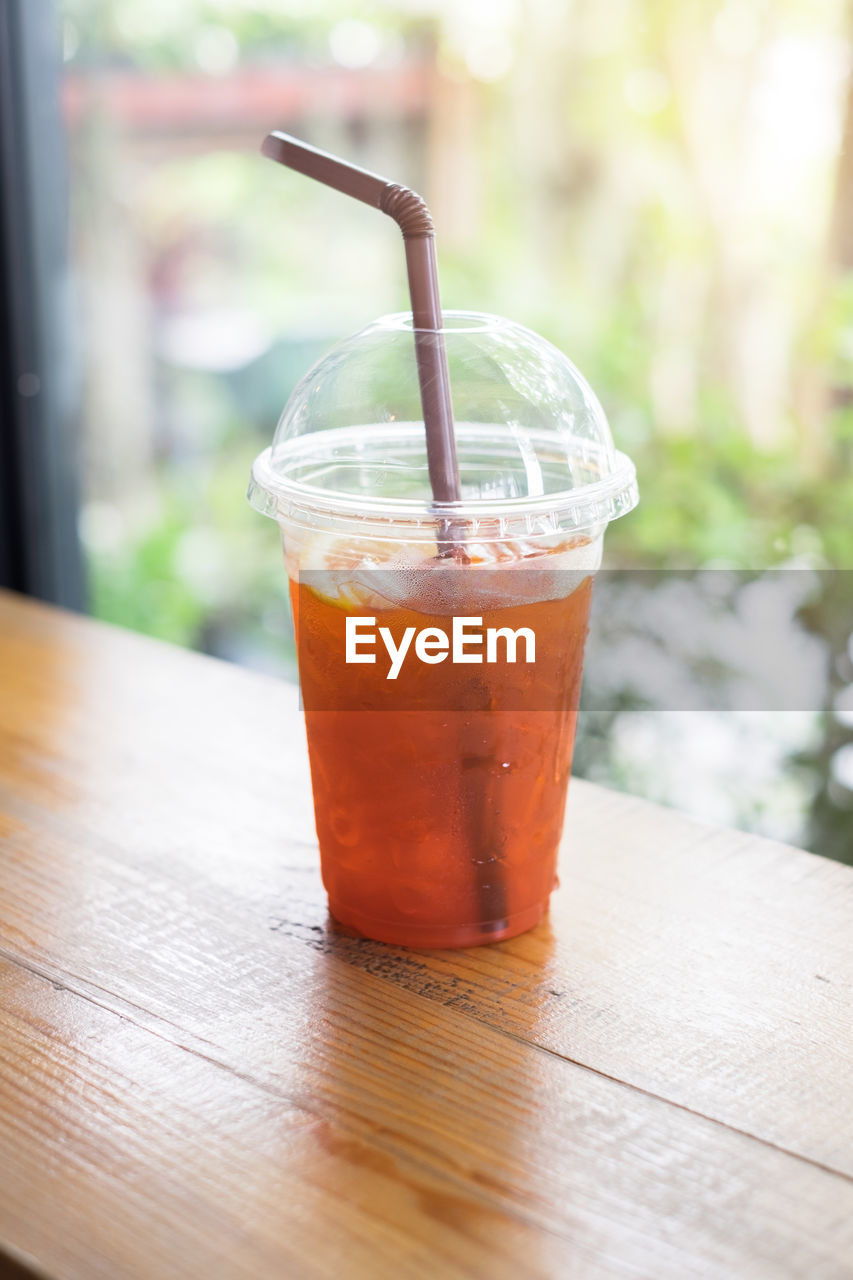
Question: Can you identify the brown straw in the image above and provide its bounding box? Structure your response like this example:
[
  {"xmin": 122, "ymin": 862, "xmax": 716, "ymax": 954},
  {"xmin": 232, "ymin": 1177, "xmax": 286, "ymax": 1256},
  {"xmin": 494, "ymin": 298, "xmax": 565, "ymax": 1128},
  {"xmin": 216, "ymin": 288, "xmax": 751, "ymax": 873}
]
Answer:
[
  {"xmin": 262, "ymin": 132, "xmax": 460, "ymax": 509},
  {"xmin": 262, "ymin": 130, "xmax": 508, "ymax": 937}
]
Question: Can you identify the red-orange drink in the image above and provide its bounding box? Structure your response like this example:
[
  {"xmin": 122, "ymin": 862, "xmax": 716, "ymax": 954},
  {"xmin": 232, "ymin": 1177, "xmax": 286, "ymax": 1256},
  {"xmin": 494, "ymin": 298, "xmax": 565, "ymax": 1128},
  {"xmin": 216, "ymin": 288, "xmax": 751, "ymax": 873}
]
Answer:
[
  {"xmin": 291, "ymin": 553, "xmax": 593, "ymax": 948},
  {"xmin": 248, "ymin": 313, "xmax": 639, "ymax": 949}
]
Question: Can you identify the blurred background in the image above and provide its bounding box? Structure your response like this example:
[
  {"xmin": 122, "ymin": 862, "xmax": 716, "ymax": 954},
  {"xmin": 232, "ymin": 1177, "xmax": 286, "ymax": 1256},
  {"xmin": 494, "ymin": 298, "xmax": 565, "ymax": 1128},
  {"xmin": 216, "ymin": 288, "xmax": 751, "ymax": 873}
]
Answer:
[{"xmin": 3, "ymin": 0, "xmax": 852, "ymax": 858}]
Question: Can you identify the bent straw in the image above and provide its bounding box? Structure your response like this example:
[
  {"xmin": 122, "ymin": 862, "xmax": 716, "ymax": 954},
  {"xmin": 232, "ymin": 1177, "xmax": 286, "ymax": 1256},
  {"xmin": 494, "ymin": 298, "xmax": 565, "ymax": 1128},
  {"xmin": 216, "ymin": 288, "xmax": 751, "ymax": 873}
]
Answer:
[
  {"xmin": 262, "ymin": 130, "xmax": 508, "ymax": 936},
  {"xmin": 261, "ymin": 131, "xmax": 461, "ymax": 513}
]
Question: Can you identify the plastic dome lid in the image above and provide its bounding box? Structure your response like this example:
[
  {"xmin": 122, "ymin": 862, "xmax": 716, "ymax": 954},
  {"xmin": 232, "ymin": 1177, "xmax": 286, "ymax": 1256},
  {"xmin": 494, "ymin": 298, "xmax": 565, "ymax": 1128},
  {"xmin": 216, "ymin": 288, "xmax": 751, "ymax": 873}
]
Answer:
[{"xmin": 248, "ymin": 310, "xmax": 638, "ymax": 540}]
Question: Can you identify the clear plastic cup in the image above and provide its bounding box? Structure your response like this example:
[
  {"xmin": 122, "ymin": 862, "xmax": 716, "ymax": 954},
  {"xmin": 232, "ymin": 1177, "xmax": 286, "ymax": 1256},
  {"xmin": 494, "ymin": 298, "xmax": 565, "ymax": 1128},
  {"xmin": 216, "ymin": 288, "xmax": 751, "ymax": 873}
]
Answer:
[{"xmin": 249, "ymin": 311, "xmax": 638, "ymax": 948}]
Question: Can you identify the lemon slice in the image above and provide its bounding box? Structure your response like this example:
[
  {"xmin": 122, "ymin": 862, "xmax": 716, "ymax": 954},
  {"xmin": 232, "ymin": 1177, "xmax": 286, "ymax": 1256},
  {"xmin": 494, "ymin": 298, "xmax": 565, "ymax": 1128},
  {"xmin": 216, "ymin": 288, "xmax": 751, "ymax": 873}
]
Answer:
[{"xmin": 285, "ymin": 530, "xmax": 436, "ymax": 610}]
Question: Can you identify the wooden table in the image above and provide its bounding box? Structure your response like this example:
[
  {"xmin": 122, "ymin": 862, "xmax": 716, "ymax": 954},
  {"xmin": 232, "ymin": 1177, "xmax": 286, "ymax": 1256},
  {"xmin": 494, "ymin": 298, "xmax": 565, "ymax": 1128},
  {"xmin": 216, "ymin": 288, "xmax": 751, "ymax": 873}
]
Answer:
[{"xmin": 1, "ymin": 587, "xmax": 852, "ymax": 1280}]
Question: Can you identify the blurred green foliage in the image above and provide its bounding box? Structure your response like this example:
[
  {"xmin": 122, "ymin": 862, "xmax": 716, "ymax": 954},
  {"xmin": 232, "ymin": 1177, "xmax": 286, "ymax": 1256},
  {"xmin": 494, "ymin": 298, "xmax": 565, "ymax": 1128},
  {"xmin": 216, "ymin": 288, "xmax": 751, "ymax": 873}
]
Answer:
[
  {"xmin": 63, "ymin": 0, "xmax": 853, "ymax": 853},
  {"xmin": 87, "ymin": 438, "xmax": 296, "ymax": 677}
]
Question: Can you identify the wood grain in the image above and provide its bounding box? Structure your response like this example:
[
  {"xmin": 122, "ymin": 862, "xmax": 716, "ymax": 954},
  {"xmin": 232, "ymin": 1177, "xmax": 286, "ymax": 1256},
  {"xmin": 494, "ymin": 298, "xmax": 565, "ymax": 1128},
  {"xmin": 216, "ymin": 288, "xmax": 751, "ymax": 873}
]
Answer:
[
  {"xmin": 3, "ymin": 946, "xmax": 853, "ymax": 1280},
  {"xmin": 1, "ymin": 588, "xmax": 852, "ymax": 1278}
]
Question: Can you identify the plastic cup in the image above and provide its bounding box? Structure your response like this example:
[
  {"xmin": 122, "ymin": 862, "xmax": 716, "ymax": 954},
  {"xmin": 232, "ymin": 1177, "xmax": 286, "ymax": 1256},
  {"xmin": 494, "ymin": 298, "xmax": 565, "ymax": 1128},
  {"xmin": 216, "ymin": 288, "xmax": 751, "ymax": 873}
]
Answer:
[{"xmin": 249, "ymin": 311, "xmax": 638, "ymax": 948}]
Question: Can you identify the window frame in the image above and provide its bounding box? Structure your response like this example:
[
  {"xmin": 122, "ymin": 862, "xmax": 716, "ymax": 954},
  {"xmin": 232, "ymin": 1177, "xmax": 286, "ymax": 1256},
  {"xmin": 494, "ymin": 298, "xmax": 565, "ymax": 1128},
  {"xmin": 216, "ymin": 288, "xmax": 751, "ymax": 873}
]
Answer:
[{"xmin": 0, "ymin": 0, "xmax": 85, "ymax": 608}]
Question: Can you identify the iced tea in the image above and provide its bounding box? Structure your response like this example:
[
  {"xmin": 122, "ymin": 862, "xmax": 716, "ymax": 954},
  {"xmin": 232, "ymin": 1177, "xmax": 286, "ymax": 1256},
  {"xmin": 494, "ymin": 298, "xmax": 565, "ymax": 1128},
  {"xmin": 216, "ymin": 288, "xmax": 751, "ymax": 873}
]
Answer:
[{"xmin": 291, "ymin": 556, "xmax": 593, "ymax": 947}]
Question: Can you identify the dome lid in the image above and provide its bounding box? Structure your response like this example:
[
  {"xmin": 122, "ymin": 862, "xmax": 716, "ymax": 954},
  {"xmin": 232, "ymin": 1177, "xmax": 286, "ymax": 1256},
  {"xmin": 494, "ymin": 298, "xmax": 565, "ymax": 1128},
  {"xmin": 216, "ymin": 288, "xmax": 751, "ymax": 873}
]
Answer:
[{"xmin": 249, "ymin": 310, "xmax": 638, "ymax": 538}]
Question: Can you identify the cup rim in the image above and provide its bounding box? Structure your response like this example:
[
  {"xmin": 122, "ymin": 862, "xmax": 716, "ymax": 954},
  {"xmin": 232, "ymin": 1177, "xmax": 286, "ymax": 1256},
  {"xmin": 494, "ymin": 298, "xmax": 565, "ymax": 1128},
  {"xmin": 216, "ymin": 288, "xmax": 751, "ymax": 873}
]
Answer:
[{"xmin": 249, "ymin": 439, "xmax": 638, "ymax": 530}]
